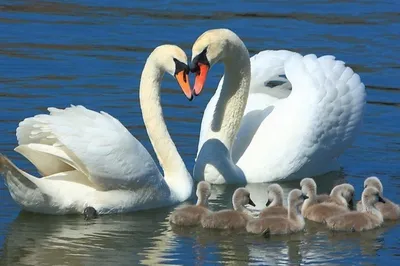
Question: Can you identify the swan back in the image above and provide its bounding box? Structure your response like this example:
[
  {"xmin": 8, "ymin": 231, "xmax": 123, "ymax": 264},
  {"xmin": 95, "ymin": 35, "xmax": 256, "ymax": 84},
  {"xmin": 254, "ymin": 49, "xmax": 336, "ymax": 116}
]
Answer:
[{"xmin": 196, "ymin": 181, "xmax": 212, "ymax": 206}]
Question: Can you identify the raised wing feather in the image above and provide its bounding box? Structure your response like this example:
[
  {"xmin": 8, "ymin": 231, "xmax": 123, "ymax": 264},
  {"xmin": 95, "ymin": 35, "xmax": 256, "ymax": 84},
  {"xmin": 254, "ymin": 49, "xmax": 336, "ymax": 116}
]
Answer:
[
  {"xmin": 16, "ymin": 105, "xmax": 162, "ymax": 190},
  {"xmin": 197, "ymin": 50, "xmax": 295, "ymax": 159},
  {"xmin": 237, "ymin": 51, "xmax": 365, "ymax": 181}
]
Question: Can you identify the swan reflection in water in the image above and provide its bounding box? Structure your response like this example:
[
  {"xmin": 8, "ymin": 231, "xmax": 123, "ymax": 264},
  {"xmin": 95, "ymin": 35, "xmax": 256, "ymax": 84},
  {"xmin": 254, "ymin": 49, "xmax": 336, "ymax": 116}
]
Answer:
[{"xmin": 1, "ymin": 171, "xmax": 390, "ymax": 265}]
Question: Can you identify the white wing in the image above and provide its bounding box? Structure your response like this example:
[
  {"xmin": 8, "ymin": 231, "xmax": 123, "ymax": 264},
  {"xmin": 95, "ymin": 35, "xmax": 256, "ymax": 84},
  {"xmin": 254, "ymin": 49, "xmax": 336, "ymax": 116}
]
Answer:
[
  {"xmin": 236, "ymin": 51, "xmax": 365, "ymax": 182},
  {"xmin": 16, "ymin": 105, "xmax": 163, "ymax": 190},
  {"xmin": 197, "ymin": 50, "xmax": 295, "ymax": 160}
]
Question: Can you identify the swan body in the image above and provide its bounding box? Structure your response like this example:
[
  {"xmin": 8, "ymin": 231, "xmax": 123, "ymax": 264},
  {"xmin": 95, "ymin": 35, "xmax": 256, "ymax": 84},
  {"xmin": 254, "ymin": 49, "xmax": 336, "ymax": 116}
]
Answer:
[
  {"xmin": 190, "ymin": 29, "xmax": 366, "ymax": 184},
  {"xmin": 0, "ymin": 45, "xmax": 194, "ymax": 215}
]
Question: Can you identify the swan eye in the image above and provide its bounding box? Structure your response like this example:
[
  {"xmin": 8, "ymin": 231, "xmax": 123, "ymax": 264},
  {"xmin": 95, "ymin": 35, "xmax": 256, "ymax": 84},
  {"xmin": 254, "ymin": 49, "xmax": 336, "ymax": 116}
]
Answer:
[
  {"xmin": 190, "ymin": 47, "xmax": 209, "ymax": 73},
  {"xmin": 173, "ymin": 58, "xmax": 189, "ymax": 76}
]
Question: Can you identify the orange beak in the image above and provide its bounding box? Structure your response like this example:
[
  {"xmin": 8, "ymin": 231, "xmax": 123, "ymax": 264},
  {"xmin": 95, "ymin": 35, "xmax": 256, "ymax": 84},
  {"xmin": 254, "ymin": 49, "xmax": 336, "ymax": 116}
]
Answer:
[
  {"xmin": 193, "ymin": 63, "xmax": 209, "ymax": 96},
  {"xmin": 175, "ymin": 70, "xmax": 192, "ymax": 101}
]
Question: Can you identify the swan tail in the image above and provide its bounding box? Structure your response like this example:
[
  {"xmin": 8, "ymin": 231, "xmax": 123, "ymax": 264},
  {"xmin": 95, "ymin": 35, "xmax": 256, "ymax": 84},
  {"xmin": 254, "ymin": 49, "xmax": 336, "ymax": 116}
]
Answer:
[{"xmin": 0, "ymin": 154, "xmax": 47, "ymax": 209}]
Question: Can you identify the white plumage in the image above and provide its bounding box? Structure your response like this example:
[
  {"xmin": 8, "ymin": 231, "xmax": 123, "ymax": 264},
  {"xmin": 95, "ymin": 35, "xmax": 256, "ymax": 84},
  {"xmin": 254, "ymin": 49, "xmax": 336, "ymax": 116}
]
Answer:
[
  {"xmin": 193, "ymin": 29, "xmax": 366, "ymax": 184},
  {"xmin": 0, "ymin": 45, "xmax": 193, "ymax": 215}
]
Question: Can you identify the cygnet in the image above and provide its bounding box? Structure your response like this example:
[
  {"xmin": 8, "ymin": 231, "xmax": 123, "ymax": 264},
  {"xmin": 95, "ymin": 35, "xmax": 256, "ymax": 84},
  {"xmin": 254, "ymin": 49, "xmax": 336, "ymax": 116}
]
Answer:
[
  {"xmin": 259, "ymin": 184, "xmax": 287, "ymax": 218},
  {"xmin": 356, "ymin": 176, "xmax": 400, "ymax": 220},
  {"xmin": 201, "ymin": 187, "xmax": 255, "ymax": 230},
  {"xmin": 169, "ymin": 181, "xmax": 212, "ymax": 226},
  {"xmin": 246, "ymin": 189, "xmax": 307, "ymax": 235},
  {"xmin": 327, "ymin": 187, "xmax": 386, "ymax": 232},
  {"xmin": 302, "ymin": 183, "xmax": 354, "ymax": 223}
]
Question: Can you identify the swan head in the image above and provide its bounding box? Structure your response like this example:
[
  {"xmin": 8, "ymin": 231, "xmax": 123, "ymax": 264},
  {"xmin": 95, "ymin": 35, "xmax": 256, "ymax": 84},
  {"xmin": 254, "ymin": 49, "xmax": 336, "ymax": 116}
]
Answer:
[
  {"xmin": 266, "ymin": 183, "xmax": 284, "ymax": 207},
  {"xmin": 150, "ymin": 45, "xmax": 192, "ymax": 100},
  {"xmin": 288, "ymin": 189, "xmax": 309, "ymax": 209},
  {"xmin": 300, "ymin": 178, "xmax": 317, "ymax": 197},
  {"xmin": 362, "ymin": 187, "xmax": 385, "ymax": 208},
  {"xmin": 189, "ymin": 28, "xmax": 245, "ymax": 96},
  {"xmin": 232, "ymin": 187, "xmax": 256, "ymax": 210},
  {"xmin": 196, "ymin": 181, "xmax": 212, "ymax": 206},
  {"xmin": 364, "ymin": 176, "xmax": 383, "ymax": 193},
  {"xmin": 332, "ymin": 183, "xmax": 355, "ymax": 208}
]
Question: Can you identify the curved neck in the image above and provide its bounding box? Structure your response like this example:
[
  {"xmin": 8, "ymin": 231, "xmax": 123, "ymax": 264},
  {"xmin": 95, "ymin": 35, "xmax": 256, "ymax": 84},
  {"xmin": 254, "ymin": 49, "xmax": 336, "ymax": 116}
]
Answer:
[
  {"xmin": 363, "ymin": 201, "xmax": 383, "ymax": 221},
  {"xmin": 208, "ymin": 41, "xmax": 251, "ymax": 151},
  {"xmin": 139, "ymin": 57, "xmax": 193, "ymax": 200},
  {"xmin": 330, "ymin": 187, "xmax": 346, "ymax": 206},
  {"xmin": 271, "ymin": 193, "xmax": 283, "ymax": 206},
  {"xmin": 306, "ymin": 186, "xmax": 317, "ymax": 202},
  {"xmin": 288, "ymin": 201, "xmax": 303, "ymax": 222}
]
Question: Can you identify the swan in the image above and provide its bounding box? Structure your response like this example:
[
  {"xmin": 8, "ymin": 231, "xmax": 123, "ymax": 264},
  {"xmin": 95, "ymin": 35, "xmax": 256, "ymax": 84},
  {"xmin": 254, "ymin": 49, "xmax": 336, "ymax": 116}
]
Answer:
[
  {"xmin": 0, "ymin": 45, "xmax": 194, "ymax": 215},
  {"xmin": 189, "ymin": 28, "xmax": 366, "ymax": 184},
  {"xmin": 259, "ymin": 183, "xmax": 287, "ymax": 218},
  {"xmin": 326, "ymin": 187, "xmax": 385, "ymax": 232},
  {"xmin": 246, "ymin": 189, "xmax": 307, "ymax": 235},
  {"xmin": 200, "ymin": 187, "xmax": 255, "ymax": 230},
  {"xmin": 169, "ymin": 181, "xmax": 212, "ymax": 226},
  {"xmin": 356, "ymin": 176, "xmax": 400, "ymax": 220}
]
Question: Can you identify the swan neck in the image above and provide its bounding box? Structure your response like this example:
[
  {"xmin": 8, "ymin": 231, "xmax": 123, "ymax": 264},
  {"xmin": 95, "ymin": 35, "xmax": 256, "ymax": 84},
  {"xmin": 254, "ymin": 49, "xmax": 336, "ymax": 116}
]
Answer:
[
  {"xmin": 209, "ymin": 43, "xmax": 251, "ymax": 151},
  {"xmin": 288, "ymin": 201, "xmax": 302, "ymax": 221},
  {"xmin": 139, "ymin": 58, "xmax": 192, "ymax": 199},
  {"xmin": 196, "ymin": 194, "xmax": 208, "ymax": 206},
  {"xmin": 272, "ymin": 193, "xmax": 283, "ymax": 206}
]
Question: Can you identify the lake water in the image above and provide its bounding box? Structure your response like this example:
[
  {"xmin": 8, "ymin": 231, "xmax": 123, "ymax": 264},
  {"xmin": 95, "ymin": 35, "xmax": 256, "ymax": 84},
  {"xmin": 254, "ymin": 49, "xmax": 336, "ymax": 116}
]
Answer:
[{"xmin": 0, "ymin": 0, "xmax": 399, "ymax": 265}]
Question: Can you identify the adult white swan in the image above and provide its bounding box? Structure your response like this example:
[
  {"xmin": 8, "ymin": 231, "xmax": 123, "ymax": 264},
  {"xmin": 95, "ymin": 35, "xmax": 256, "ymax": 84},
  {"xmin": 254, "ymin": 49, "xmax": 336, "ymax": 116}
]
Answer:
[
  {"xmin": 189, "ymin": 29, "xmax": 366, "ymax": 184},
  {"xmin": 0, "ymin": 45, "xmax": 194, "ymax": 216}
]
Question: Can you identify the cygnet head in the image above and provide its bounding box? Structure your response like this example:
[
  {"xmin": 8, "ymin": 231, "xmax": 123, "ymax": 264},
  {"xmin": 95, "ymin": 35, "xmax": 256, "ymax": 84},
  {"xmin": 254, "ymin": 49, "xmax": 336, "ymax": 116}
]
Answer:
[
  {"xmin": 144, "ymin": 44, "xmax": 192, "ymax": 100},
  {"xmin": 266, "ymin": 184, "xmax": 284, "ymax": 207},
  {"xmin": 364, "ymin": 176, "xmax": 383, "ymax": 194},
  {"xmin": 232, "ymin": 187, "xmax": 256, "ymax": 211},
  {"xmin": 331, "ymin": 183, "xmax": 355, "ymax": 207},
  {"xmin": 300, "ymin": 178, "xmax": 317, "ymax": 198},
  {"xmin": 196, "ymin": 181, "xmax": 212, "ymax": 206},
  {"xmin": 288, "ymin": 189, "xmax": 309, "ymax": 210},
  {"xmin": 362, "ymin": 187, "xmax": 385, "ymax": 209},
  {"xmin": 189, "ymin": 28, "xmax": 246, "ymax": 96}
]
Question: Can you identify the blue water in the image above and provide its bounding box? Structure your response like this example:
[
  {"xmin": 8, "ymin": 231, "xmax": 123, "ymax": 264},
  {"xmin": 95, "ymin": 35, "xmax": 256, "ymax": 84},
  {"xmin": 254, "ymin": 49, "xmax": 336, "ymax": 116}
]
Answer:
[{"xmin": 0, "ymin": 0, "xmax": 399, "ymax": 265}]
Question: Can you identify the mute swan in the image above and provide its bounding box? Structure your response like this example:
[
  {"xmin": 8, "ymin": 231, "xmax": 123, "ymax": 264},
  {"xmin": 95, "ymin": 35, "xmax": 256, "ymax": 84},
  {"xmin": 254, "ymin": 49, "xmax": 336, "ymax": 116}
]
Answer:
[
  {"xmin": 201, "ymin": 187, "xmax": 255, "ymax": 230},
  {"xmin": 327, "ymin": 187, "xmax": 385, "ymax": 232},
  {"xmin": 169, "ymin": 181, "xmax": 212, "ymax": 226},
  {"xmin": 259, "ymin": 184, "xmax": 287, "ymax": 218},
  {"xmin": 189, "ymin": 28, "xmax": 366, "ymax": 184},
  {"xmin": 246, "ymin": 189, "xmax": 307, "ymax": 235},
  {"xmin": 356, "ymin": 176, "xmax": 400, "ymax": 220},
  {"xmin": 0, "ymin": 45, "xmax": 194, "ymax": 215},
  {"xmin": 301, "ymin": 180, "xmax": 353, "ymax": 222}
]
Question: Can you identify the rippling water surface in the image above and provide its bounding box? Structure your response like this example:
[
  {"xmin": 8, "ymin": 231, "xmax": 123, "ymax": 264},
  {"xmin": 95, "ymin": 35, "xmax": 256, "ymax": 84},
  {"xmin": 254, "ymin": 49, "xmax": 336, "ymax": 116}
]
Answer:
[{"xmin": 0, "ymin": 0, "xmax": 399, "ymax": 265}]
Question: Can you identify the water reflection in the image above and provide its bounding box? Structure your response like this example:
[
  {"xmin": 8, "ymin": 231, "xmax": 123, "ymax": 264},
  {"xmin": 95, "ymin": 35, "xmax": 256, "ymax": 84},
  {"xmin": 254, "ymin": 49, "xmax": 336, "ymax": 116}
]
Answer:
[
  {"xmin": 1, "ymin": 171, "xmax": 398, "ymax": 265},
  {"xmin": 1, "ymin": 209, "xmax": 176, "ymax": 265}
]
